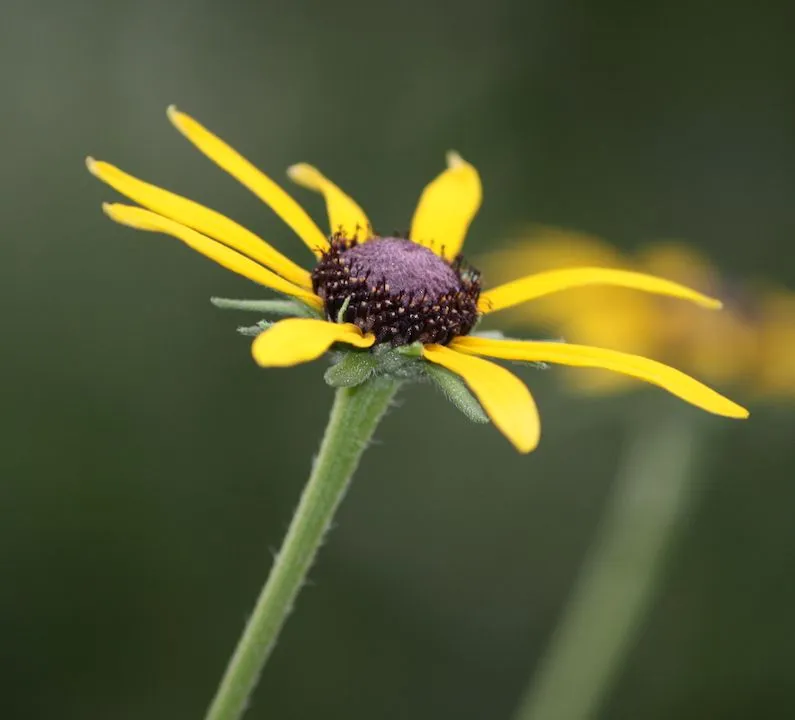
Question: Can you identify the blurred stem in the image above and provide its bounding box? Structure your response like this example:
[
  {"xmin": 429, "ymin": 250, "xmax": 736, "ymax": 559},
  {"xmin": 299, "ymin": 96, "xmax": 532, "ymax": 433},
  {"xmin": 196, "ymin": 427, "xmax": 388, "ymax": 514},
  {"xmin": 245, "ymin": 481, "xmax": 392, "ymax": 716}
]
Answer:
[
  {"xmin": 512, "ymin": 406, "xmax": 709, "ymax": 720},
  {"xmin": 205, "ymin": 377, "xmax": 399, "ymax": 720}
]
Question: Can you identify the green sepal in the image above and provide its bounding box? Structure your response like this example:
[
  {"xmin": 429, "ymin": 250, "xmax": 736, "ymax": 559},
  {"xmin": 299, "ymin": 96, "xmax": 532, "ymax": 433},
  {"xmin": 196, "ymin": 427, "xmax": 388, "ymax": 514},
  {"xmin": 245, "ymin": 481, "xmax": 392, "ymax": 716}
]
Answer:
[
  {"xmin": 395, "ymin": 341, "xmax": 423, "ymax": 358},
  {"xmin": 423, "ymin": 362, "xmax": 489, "ymax": 424},
  {"xmin": 211, "ymin": 297, "xmax": 323, "ymax": 319},
  {"xmin": 236, "ymin": 320, "xmax": 273, "ymax": 337},
  {"xmin": 324, "ymin": 351, "xmax": 379, "ymax": 387},
  {"xmin": 373, "ymin": 343, "xmax": 425, "ymax": 379}
]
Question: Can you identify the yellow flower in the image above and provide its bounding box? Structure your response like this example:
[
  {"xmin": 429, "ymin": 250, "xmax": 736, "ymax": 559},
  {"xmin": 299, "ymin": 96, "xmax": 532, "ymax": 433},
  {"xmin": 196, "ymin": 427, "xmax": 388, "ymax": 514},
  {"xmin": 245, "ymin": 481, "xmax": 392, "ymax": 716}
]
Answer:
[{"xmin": 87, "ymin": 108, "xmax": 748, "ymax": 453}]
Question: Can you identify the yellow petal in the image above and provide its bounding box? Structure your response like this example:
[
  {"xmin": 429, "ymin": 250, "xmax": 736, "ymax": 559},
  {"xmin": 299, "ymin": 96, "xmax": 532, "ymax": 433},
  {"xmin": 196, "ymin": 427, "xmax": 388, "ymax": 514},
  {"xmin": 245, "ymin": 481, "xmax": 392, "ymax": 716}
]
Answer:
[
  {"xmin": 410, "ymin": 151, "xmax": 482, "ymax": 259},
  {"xmin": 251, "ymin": 318, "xmax": 374, "ymax": 367},
  {"xmin": 102, "ymin": 204, "xmax": 322, "ymax": 309},
  {"xmin": 166, "ymin": 106, "xmax": 330, "ymax": 256},
  {"xmin": 479, "ymin": 267, "xmax": 723, "ymax": 315},
  {"xmin": 287, "ymin": 163, "xmax": 372, "ymax": 242},
  {"xmin": 452, "ymin": 336, "xmax": 749, "ymax": 418},
  {"xmin": 422, "ymin": 344, "xmax": 540, "ymax": 453},
  {"xmin": 86, "ymin": 158, "xmax": 312, "ymax": 289}
]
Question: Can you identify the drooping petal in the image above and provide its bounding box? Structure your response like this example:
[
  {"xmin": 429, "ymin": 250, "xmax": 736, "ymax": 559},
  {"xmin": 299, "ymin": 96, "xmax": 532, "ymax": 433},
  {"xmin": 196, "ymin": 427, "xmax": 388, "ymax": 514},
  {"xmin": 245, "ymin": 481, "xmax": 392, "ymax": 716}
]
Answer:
[
  {"xmin": 479, "ymin": 267, "xmax": 723, "ymax": 315},
  {"xmin": 452, "ymin": 336, "xmax": 749, "ymax": 418},
  {"xmin": 166, "ymin": 106, "xmax": 330, "ymax": 256},
  {"xmin": 422, "ymin": 344, "xmax": 540, "ymax": 453},
  {"xmin": 410, "ymin": 152, "xmax": 482, "ymax": 259},
  {"xmin": 86, "ymin": 158, "xmax": 312, "ymax": 289},
  {"xmin": 103, "ymin": 204, "xmax": 322, "ymax": 309},
  {"xmin": 287, "ymin": 163, "xmax": 372, "ymax": 242},
  {"xmin": 251, "ymin": 318, "xmax": 374, "ymax": 367}
]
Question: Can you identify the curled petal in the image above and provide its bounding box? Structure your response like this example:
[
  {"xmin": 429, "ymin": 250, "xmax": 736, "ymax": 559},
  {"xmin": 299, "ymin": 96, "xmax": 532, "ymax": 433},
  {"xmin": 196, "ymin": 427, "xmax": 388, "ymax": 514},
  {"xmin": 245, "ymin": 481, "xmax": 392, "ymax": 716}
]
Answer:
[
  {"xmin": 103, "ymin": 204, "xmax": 321, "ymax": 309},
  {"xmin": 87, "ymin": 158, "xmax": 311, "ymax": 288},
  {"xmin": 167, "ymin": 106, "xmax": 330, "ymax": 256},
  {"xmin": 452, "ymin": 336, "xmax": 749, "ymax": 419},
  {"xmin": 479, "ymin": 267, "xmax": 723, "ymax": 315},
  {"xmin": 410, "ymin": 152, "xmax": 482, "ymax": 259},
  {"xmin": 287, "ymin": 163, "xmax": 372, "ymax": 242},
  {"xmin": 252, "ymin": 318, "xmax": 374, "ymax": 367},
  {"xmin": 422, "ymin": 344, "xmax": 540, "ymax": 453}
]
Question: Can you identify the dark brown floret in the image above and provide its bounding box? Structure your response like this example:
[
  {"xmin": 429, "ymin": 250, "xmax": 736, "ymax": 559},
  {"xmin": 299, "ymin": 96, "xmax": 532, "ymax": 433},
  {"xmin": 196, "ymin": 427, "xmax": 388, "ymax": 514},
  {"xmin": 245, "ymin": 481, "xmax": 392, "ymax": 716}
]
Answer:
[{"xmin": 312, "ymin": 234, "xmax": 482, "ymax": 346}]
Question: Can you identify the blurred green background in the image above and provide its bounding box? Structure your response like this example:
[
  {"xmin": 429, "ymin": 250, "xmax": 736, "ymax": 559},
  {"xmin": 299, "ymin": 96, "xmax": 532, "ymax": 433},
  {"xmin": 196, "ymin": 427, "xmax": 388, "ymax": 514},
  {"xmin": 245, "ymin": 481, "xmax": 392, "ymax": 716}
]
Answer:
[{"xmin": 3, "ymin": 1, "xmax": 795, "ymax": 718}]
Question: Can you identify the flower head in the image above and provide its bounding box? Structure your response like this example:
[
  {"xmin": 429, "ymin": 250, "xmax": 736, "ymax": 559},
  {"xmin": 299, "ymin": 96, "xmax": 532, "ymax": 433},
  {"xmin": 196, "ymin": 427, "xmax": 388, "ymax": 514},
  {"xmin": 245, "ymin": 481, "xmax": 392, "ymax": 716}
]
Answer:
[
  {"xmin": 87, "ymin": 107, "xmax": 749, "ymax": 453},
  {"xmin": 312, "ymin": 234, "xmax": 482, "ymax": 346}
]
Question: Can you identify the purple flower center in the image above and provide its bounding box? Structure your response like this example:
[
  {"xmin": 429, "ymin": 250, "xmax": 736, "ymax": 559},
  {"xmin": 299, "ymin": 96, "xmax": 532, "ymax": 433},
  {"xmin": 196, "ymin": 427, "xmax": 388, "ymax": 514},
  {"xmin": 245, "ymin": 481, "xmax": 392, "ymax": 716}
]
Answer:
[
  {"xmin": 311, "ymin": 234, "xmax": 481, "ymax": 346},
  {"xmin": 341, "ymin": 237, "xmax": 462, "ymax": 297}
]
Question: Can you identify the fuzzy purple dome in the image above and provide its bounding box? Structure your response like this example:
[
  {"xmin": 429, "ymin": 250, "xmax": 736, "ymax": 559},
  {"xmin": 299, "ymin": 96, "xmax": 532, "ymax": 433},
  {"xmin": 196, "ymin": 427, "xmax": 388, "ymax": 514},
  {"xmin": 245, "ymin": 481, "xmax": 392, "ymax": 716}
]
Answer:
[{"xmin": 341, "ymin": 237, "xmax": 461, "ymax": 297}]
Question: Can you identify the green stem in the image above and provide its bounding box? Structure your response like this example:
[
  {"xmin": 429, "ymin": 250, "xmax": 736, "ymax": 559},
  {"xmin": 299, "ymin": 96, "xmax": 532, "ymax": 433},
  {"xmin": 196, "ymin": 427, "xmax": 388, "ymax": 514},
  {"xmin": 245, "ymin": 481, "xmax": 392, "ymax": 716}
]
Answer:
[
  {"xmin": 204, "ymin": 377, "xmax": 400, "ymax": 720},
  {"xmin": 512, "ymin": 407, "xmax": 708, "ymax": 720}
]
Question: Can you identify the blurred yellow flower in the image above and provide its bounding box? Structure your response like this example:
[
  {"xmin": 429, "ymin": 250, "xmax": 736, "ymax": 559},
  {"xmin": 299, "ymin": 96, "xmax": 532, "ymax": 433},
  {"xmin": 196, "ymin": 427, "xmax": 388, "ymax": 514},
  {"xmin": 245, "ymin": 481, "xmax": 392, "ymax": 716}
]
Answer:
[
  {"xmin": 755, "ymin": 290, "xmax": 795, "ymax": 398},
  {"xmin": 483, "ymin": 227, "xmax": 792, "ymax": 399}
]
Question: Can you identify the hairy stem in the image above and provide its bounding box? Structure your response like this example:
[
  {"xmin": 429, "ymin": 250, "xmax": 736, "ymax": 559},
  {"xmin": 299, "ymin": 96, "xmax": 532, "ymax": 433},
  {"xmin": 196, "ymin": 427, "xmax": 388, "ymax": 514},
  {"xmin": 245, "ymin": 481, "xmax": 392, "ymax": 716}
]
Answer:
[{"xmin": 205, "ymin": 377, "xmax": 400, "ymax": 720}]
